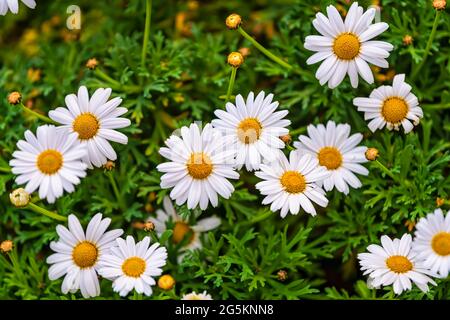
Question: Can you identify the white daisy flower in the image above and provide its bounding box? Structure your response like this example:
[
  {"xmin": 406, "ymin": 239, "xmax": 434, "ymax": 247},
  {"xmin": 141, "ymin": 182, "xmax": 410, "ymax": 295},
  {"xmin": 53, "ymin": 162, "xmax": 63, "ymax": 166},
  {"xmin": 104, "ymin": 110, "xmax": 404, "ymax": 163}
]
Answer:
[
  {"xmin": 98, "ymin": 236, "xmax": 168, "ymax": 297},
  {"xmin": 293, "ymin": 121, "xmax": 368, "ymax": 195},
  {"xmin": 46, "ymin": 213, "xmax": 123, "ymax": 298},
  {"xmin": 412, "ymin": 209, "xmax": 450, "ymax": 278},
  {"xmin": 305, "ymin": 2, "xmax": 393, "ymax": 88},
  {"xmin": 149, "ymin": 196, "xmax": 221, "ymax": 251},
  {"xmin": 255, "ymin": 151, "xmax": 330, "ymax": 218},
  {"xmin": 353, "ymin": 74, "xmax": 423, "ymax": 133},
  {"xmin": 181, "ymin": 291, "xmax": 213, "ymax": 300},
  {"xmin": 0, "ymin": 0, "xmax": 36, "ymax": 15},
  {"xmin": 358, "ymin": 234, "xmax": 437, "ymax": 295},
  {"xmin": 157, "ymin": 123, "xmax": 239, "ymax": 210},
  {"xmin": 9, "ymin": 125, "xmax": 87, "ymax": 204},
  {"xmin": 49, "ymin": 86, "xmax": 131, "ymax": 169},
  {"xmin": 211, "ymin": 91, "xmax": 290, "ymax": 171}
]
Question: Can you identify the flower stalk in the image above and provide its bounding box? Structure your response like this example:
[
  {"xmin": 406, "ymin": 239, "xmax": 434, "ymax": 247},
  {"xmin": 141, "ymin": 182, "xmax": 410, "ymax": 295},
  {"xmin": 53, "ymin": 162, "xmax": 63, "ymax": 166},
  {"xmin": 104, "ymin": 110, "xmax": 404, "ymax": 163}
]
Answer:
[
  {"xmin": 141, "ymin": 0, "xmax": 153, "ymax": 71},
  {"xmin": 20, "ymin": 103, "xmax": 55, "ymax": 124},
  {"xmin": 27, "ymin": 202, "xmax": 67, "ymax": 221}
]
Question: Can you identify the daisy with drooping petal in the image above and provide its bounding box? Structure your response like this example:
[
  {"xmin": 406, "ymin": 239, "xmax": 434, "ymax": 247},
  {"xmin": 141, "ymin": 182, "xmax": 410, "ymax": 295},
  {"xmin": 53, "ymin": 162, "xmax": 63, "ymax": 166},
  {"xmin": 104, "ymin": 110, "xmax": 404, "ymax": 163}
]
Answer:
[
  {"xmin": 412, "ymin": 209, "xmax": 450, "ymax": 277},
  {"xmin": 149, "ymin": 196, "xmax": 221, "ymax": 251},
  {"xmin": 49, "ymin": 86, "xmax": 131, "ymax": 169},
  {"xmin": 46, "ymin": 214, "xmax": 123, "ymax": 298},
  {"xmin": 353, "ymin": 74, "xmax": 423, "ymax": 133},
  {"xmin": 181, "ymin": 291, "xmax": 213, "ymax": 300},
  {"xmin": 0, "ymin": 0, "xmax": 36, "ymax": 15},
  {"xmin": 212, "ymin": 91, "xmax": 290, "ymax": 171},
  {"xmin": 9, "ymin": 125, "xmax": 87, "ymax": 204},
  {"xmin": 157, "ymin": 123, "xmax": 239, "ymax": 210},
  {"xmin": 255, "ymin": 151, "xmax": 329, "ymax": 218},
  {"xmin": 98, "ymin": 236, "xmax": 168, "ymax": 297},
  {"xmin": 358, "ymin": 234, "xmax": 436, "ymax": 295},
  {"xmin": 305, "ymin": 2, "xmax": 393, "ymax": 88},
  {"xmin": 294, "ymin": 121, "xmax": 368, "ymax": 195}
]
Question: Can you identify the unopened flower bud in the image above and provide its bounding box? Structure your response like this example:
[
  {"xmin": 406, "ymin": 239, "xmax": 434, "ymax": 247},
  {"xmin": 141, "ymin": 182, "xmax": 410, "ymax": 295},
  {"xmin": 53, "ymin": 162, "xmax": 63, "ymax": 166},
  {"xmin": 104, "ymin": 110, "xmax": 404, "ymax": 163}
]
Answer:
[
  {"xmin": 7, "ymin": 92, "xmax": 22, "ymax": 105},
  {"xmin": 86, "ymin": 58, "xmax": 99, "ymax": 70},
  {"xmin": 104, "ymin": 160, "xmax": 115, "ymax": 171},
  {"xmin": 433, "ymin": 0, "xmax": 446, "ymax": 10},
  {"xmin": 365, "ymin": 148, "xmax": 379, "ymax": 161},
  {"xmin": 238, "ymin": 47, "xmax": 251, "ymax": 57},
  {"xmin": 226, "ymin": 13, "xmax": 242, "ymax": 30},
  {"xmin": 227, "ymin": 52, "xmax": 244, "ymax": 68},
  {"xmin": 280, "ymin": 134, "xmax": 292, "ymax": 144},
  {"xmin": 402, "ymin": 35, "xmax": 413, "ymax": 46},
  {"xmin": 404, "ymin": 220, "xmax": 416, "ymax": 232},
  {"xmin": 436, "ymin": 197, "xmax": 445, "ymax": 207},
  {"xmin": 277, "ymin": 270, "xmax": 288, "ymax": 281},
  {"xmin": 143, "ymin": 221, "xmax": 155, "ymax": 232},
  {"xmin": 9, "ymin": 188, "xmax": 30, "ymax": 207},
  {"xmin": 158, "ymin": 274, "xmax": 176, "ymax": 290},
  {"xmin": 0, "ymin": 240, "xmax": 13, "ymax": 253}
]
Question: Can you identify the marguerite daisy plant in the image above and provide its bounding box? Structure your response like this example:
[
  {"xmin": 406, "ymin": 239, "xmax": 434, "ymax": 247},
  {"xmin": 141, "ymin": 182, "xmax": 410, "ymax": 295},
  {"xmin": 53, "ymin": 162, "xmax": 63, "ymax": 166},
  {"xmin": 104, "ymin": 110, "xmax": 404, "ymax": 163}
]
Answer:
[
  {"xmin": 294, "ymin": 121, "xmax": 368, "ymax": 195},
  {"xmin": 181, "ymin": 291, "xmax": 213, "ymax": 300},
  {"xmin": 353, "ymin": 74, "xmax": 423, "ymax": 133},
  {"xmin": 0, "ymin": 0, "xmax": 36, "ymax": 15},
  {"xmin": 46, "ymin": 214, "xmax": 123, "ymax": 298},
  {"xmin": 49, "ymin": 86, "xmax": 131, "ymax": 169},
  {"xmin": 157, "ymin": 123, "xmax": 239, "ymax": 210},
  {"xmin": 305, "ymin": 2, "xmax": 393, "ymax": 88},
  {"xmin": 255, "ymin": 151, "xmax": 329, "ymax": 218},
  {"xmin": 358, "ymin": 234, "xmax": 436, "ymax": 295},
  {"xmin": 148, "ymin": 196, "xmax": 221, "ymax": 252},
  {"xmin": 9, "ymin": 125, "xmax": 87, "ymax": 203},
  {"xmin": 212, "ymin": 91, "xmax": 290, "ymax": 171},
  {"xmin": 98, "ymin": 236, "xmax": 168, "ymax": 297},
  {"xmin": 412, "ymin": 209, "xmax": 450, "ymax": 277}
]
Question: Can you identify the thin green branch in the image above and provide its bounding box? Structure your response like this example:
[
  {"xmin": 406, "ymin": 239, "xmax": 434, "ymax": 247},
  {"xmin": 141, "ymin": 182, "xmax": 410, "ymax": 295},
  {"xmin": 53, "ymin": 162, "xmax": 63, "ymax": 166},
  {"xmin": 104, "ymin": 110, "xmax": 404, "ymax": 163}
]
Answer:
[
  {"xmin": 27, "ymin": 202, "xmax": 67, "ymax": 221},
  {"xmin": 20, "ymin": 103, "xmax": 55, "ymax": 124},
  {"xmin": 225, "ymin": 67, "xmax": 237, "ymax": 103},
  {"xmin": 141, "ymin": 0, "xmax": 153, "ymax": 71}
]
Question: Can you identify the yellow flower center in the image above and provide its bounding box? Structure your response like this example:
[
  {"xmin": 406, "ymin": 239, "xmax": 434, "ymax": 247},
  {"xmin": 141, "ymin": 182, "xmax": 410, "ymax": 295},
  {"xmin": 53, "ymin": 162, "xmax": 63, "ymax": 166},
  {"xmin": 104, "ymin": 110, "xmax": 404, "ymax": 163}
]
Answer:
[
  {"xmin": 318, "ymin": 147, "xmax": 342, "ymax": 170},
  {"xmin": 186, "ymin": 153, "xmax": 213, "ymax": 180},
  {"xmin": 381, "ymin": 97, "xmax": 409, "ymax": 124},
  {"xmin": 172, "ymin": 222, "xmax": 195, "ymax": 245},
  {"xmin": 386, "ymin": 255, "xmax": 413, "ymax": 274},
  {"xmin": 431, "ymin": 232, "xmax": 450, "ymax": 256},
  {"xmin": 72, "ymin": 241, "xmax": 98, "ymax": 268},
  {"xmin": 122, "ymin": 257, "xmax": 146, "ymax": 278},
  {"xmin": 37, "ymin": 149, "xmax": 63, "ymax": 175},
  {"xmin": 72, "ymin": 113, "xmax": 100, "ymax": 140},
  {"xmin": 280, "ymin": 171, "xmax": 306, "ymax": 194},
  {"xmin": 237, "ymin": 118, "xmax": 262, "ymax": 144},
  {"xmin": 333, "ymin": 33, "xmax": 360, "ymax": 60}
]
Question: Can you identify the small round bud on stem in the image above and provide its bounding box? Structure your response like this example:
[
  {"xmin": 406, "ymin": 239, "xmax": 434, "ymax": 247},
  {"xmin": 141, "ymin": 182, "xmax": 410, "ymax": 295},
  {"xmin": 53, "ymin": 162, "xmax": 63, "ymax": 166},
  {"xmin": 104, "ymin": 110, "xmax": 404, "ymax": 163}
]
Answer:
[
  {"xmin": 404, "ymin": 220, "xmax": 416, "ymax": 232},
  {"xmin": 226, "ymin": 13, "xmax": 242, "ymax": 30},
  {"xmin": 280, "ymin": 134, "xmax": 292, "ymax": 145},
  {"xmin": 104, "ymin": 161, "xmax": 115, "ymax": 171},
  {"xmin": 402, "ymin": 35, "xmax": 413, "ymax": 46},
  {"xmin": 227, "ymin": 52, "xmax": 244, "ymax": 68},
  {"xmin": 436, "ymin": 197, "xmax": 445, "ymax": 207},
  {"xmin": 143, "ymin": 221, "xmax": 155, "ymax": 232},
  {"xmin": 158, "ymin": 274, "xmax": 176, "ymax": 290},
  {"xmin": 365, "ymin": 148, "xmax": 379, "ymax": 161},
  {"xmin": 86, "ymin": 58, "xmax": 99, "ymax": 70},
  {"xmin": 0, "ymin": 240, "xmax": 13, "ymax": 253},
  {"xmin": 10, "ymin": 188, "xmax": 30, "ymax": 207},
  {"xmin": 433, "ymin": 0, "xmax": 446, "ymax": 10},
  {"xmin": 7, "ymin": 92, "xmax": 22, "ymax": 105},
  {"xmin": 277, "ymin": 270, "xmax": 288, "ymax": 281}
]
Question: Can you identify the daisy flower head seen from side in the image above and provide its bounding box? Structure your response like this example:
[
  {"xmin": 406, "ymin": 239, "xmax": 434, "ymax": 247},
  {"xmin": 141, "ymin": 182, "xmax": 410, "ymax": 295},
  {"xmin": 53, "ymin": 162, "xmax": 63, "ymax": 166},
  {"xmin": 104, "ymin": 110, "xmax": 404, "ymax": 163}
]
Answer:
[
  {"xmin": 9, "ymin": 125, "xmax": 87, "ymax": 204},
  {"xmin": 412, "ymin": 209, "xmax": 450, "ymax": 278},
  {"xmin": 255, "ymin": 151, "xmax": 330, "ymax": 218},
  {"xmin": 148, "ymin": 196, "xmax": 221, "ymax": 251},
  {"xmin": 358, "ymin": 234, "xmax": 436, "ymax": 295},
  {"xmin": 353, "ymin": 74, "xmax": 423, "ymax": 133},
  {"xmin": 211, "ymin": 91, "xmax": 290, "ymax": 171},
  {"xmin": 46, "ymin": 214, "xmax": 124, "ymax": 298},
  {"xmin": 49, "ymin": 86, "xmax": 131, "ymax": 169},
  {"xmin": 181, "ymin": 291, "xmax": 213, "ymax": 300},
  {"xmin": 157, "ymin": 123, "xmax": 239, "ymax": 210},
  {"xmin": 98, "ymin": 236, "xmax": 168, "ymax": 297},
  {"xmin": 294, "ymin": 121, "xmax": 369, "ymax": 195},
  {"xmin": 0, "ymin": 0, "xmax": 36, "ymax": 15},
  {"xmin": 305, "ymin": 2, "xmax": 393, "ymax": 88}
]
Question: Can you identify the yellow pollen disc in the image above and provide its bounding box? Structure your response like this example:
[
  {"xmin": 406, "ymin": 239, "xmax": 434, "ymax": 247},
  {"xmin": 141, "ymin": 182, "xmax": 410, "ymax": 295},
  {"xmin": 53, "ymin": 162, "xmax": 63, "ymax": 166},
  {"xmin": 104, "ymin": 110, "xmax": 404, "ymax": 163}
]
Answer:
[
  {"xmin": 280, "ymin": 171, "xmax": 306, "ymax": 194},
  {"xmin": 237, "ymin": 118, "xmax": 262, "ymax": 144},
  {"xmin": 172, "ymin": 222, "xmax": 195, "ymax": 245},
  {"xmin": 37, "ymin": 149, "xmax": 63, "ymax": 175},
  {"xmin": 186, "ymin": 153, "xmax": 213, "ymax": 180},
  {"xmin": 381, "ymin": 97, "xmax": 408, "ymax": 124},
  {"xmin": 386, "ymin": 255, "xmax": 413, "ymax": 274},
  {"xmin": 72, "ymin": 113, "xmax": 99, "ymax": 140},
  {"xmin": 72, "ymin": 241, "xmax": 98, "ymax": 268},
  {"xmin": 333, "ymin": 33, "xmax": 360, "ymax": 60},
  {"xmin": 318, "ymin": 147, "xmax": 343, "ymax": 170},
  {"xmin": 122, "ymin": 257, "xmax": 146, "ymax": 278},
  {"xmin": 431, "ymin": 232, "xmax": 450, "ymax": 256}
]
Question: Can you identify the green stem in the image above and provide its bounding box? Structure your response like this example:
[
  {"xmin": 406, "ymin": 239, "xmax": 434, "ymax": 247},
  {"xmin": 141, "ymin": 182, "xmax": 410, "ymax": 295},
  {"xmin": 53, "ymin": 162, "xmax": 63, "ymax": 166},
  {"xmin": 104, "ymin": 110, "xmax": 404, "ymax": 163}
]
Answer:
[
  {"xmin": 225, "ymin": 67, "xmax": 237, "ymax": 102},
  {"xmin": 411, "ymin": 10, "xmax": 441, "ymax": 80},
  {"xmin": 373, "ymin": 160, "xmax": 397, "ymax": 181},
  {"xmin": 95, "ymin": 68, "xmax": 121, "ymax": 87},
  {"xmin": 20, "ymin": 103, "xmax": 55, "ymax": 124},
  {"xmin": 141, "ymin": 0, "xmax": 153, "ymax": 71},
  {"xmin": 27, "ymin": 202, "xmax": 67, "ymax": 221},
  {"xmin": 0, "ymin": 166, "xmax": 11, "ymax": 173},
  {"xmin": 244, "ymin": 210, "xmax": 273, "ymax": 225},
  {"xmin": 107, "ymin": 171, "xmax": 126, "ymax": 211},
  {"xmin": 94, "ymin": 69, "xmax": 142, "ymax": 93}
]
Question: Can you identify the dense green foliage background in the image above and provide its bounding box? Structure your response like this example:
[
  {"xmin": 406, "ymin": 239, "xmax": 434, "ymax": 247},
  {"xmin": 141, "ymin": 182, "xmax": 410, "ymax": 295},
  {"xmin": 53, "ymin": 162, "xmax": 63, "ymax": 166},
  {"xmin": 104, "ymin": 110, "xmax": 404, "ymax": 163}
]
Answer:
[{"xmin": 1, "ymin": 0, "xmax": 450, "ymax": 300}]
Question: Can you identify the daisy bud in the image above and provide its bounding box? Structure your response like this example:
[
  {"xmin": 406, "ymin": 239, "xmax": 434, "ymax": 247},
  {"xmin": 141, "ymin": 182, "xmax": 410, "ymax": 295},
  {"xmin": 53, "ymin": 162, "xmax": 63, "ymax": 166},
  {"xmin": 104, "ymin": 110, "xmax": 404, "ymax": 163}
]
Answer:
[
  {"xmin": 7, "ymin": 92, "xmax": 22, "ymax": 105},
  {"xmin": 9, "ymin": 188, "xmax": 30, "ymax": 208},
  {"xmin": 277, "ymin": 270, "xmax": 288, "ymax": 281},
  {"xmin": 158, "ymin": 274, "xmax": 175, "ymax": 290},
  {"xmin": 0, "ymin": 240, "xmax": 13, "ymax": 253},
  {"xmin": 86, "ymin": 58, "xmax": 99, "ymax": 70},
  {"xmin": 402, "ymin": 35, "xmax": 413, "ymax": 46},
  {"xmin": 365, "ymin": 148, "xmax": 379, "ymax": 161},
  {"xmin": 227, "ymin": 52, "xmax": 244, "ymax": 68},
  {"xmin": 280, "ymin": 134, "xmax": 292, "ymax": 145},
  {"xmin": 143, "ymin": 221, "xmax": 155, "ymax": 232},
  {"xmin": 238, "ymin": 47, "xmax": 251, "ymax": 57},
  {"xmin": 433, "ymin": 0, "xmax": 446, "ymax": 10},
  {"xmin": 27, "ymin": 68, "xmax": 42, "ymax": 83},
  {"xmin": 404, "ymin": 220, "xmax": 416, "ymax": 232},
  {"xmin": 225, "ymin": 13, "xmax": 242, "ymax": 30},
  {"xmin": 104, "ymin": 160, "xmax": 115, "ymax": 171},
  {"xmin": 436, "ymin": 197, "xmax": 445, "ymax": 207}
]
